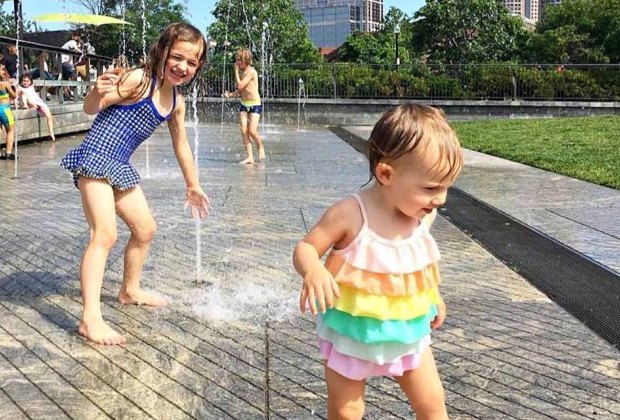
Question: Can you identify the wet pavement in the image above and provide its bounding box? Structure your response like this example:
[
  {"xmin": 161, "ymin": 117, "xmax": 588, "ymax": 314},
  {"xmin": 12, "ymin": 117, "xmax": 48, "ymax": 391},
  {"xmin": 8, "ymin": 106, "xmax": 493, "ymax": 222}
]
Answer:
[{"xmin": 0, "ymin": 124, "xmax": 618, "ymax": 419}]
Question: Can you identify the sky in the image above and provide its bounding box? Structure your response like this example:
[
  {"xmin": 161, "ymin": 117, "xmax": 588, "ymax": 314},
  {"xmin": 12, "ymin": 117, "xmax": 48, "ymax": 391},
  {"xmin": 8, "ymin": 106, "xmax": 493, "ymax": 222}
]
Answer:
[{"xmin": 4, "ymin": 0, "xmax": 426, "ymax": 32}]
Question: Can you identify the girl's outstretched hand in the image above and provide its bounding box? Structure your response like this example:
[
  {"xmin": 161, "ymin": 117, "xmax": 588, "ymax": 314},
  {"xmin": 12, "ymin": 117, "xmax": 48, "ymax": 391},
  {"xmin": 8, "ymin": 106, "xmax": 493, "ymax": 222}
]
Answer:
[
  {"xmin": 299, "ymin": 265, "xmax": 341, "ymax": 316},
  {"xmin": 185, "ymin": 186, "xmax": 210, "ymax": 220},
  {"xmin": 430, "ymin": 295, "xmax": 446, "ymax": 330},
  {"xmin": 94, "ymin": 70, "xmax": 122, "ymax": 94}
]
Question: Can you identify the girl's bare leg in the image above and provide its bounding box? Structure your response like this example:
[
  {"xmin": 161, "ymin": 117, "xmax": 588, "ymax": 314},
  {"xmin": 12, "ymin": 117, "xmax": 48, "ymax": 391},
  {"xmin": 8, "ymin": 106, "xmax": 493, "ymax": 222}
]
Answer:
[
  {"xmin": 325, "ymin": 365, "xmax": 366, "ymax": 420},
  {"xmin": 77, "ymin": 177, "xmax": 125, "ymax": 345},
  {"xmin": 248, "ymin": 112, "xmax": 265, "ymax": 161},
  {"xmin": 114, "ymin": 186, "xmax": 166, "ymax": 307},
  {"xmin": 394, "ymin": 347, "xmax": 448, "ymax": 420},
  {"xmin": 238, "ymin": 112, "xmax": 254, "ymax": 164}
]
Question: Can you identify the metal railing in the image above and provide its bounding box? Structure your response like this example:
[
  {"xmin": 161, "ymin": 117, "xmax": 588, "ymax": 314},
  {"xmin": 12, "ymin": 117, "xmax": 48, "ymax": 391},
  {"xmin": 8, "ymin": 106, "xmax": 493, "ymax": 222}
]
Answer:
[
  {"xmin": 200, "ymin": 63, "xmax": 620, "ymax": 102},
  {"xmin": 0, "ymin": 36, "xmax": 113, "ymax": 104}
]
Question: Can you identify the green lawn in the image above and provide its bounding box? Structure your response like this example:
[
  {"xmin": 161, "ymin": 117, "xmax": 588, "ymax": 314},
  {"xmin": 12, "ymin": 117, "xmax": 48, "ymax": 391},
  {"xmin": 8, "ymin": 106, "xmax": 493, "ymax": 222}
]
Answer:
[{"xmin": 452, "ymin": 116, "xmax": 620, "ymax": 190}]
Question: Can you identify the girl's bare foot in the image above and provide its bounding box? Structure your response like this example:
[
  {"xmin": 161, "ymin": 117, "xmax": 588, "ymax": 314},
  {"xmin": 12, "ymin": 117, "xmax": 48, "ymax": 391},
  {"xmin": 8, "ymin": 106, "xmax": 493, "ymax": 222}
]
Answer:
[
  {"xmin": 239, "ymin": 157, "xmax": 254, "ymax": 164},
  {"xmin": 258, "ymin": 147, "xmax": 265, "ymax": 161},
  {"xmin": 118, "ymin": 289, "xmax": 167, "ymax": 307},
  {"xmin": 78, "ymin": 319, "xmax": 126, "ymax": 345}
]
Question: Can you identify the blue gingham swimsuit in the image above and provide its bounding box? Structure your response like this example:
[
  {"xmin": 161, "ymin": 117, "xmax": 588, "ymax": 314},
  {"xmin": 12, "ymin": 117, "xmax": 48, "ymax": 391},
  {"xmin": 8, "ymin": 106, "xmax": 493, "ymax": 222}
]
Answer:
[{"xmin": 61, "ymin": 76, "xmax": 176, "ymax": 190}]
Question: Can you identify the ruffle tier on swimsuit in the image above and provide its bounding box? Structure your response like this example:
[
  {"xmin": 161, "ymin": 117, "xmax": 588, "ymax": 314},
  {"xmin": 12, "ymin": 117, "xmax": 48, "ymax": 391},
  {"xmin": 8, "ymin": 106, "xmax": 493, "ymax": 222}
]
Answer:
[{"xmin": 317, "ymin": 195, "xmax": 441, "ymax": 381}]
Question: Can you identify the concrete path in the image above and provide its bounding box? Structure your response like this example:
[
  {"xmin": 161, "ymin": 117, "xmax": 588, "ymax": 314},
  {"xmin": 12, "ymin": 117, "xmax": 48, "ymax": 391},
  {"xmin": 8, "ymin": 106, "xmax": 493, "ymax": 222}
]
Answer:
[{"xmin": 0, "ymin": 124, "xmax": 618, "ymax": 419}]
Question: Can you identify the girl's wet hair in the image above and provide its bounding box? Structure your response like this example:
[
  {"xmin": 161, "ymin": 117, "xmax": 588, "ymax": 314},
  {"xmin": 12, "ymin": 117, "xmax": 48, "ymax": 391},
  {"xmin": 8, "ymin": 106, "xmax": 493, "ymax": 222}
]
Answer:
[
  {"xmin": 367, "ymin": 104, "xmax": 463, "ymax": 182},
  {"xmin": 120, "ymin": 22, "xmax": 207, "ymax": 100}
]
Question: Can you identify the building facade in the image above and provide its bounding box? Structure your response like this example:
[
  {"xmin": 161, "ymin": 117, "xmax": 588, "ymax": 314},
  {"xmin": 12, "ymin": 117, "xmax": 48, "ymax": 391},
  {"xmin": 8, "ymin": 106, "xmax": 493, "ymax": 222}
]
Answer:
[
  {"xmin": 501, "ymin": 0, "xmax": 562, "ymax": 24},
  {"xmin": 294, "ymin": 0, "xmax": 383, "ymax": 48}
]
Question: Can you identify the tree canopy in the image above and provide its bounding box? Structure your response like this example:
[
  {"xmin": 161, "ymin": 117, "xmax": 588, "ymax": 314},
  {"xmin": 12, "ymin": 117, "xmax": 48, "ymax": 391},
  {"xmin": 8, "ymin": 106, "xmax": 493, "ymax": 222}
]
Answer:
[
  {"xmin": 410, "ymin": 0, "xmax": 528, "ymax": 64},
  {"xmin": 525, "ymin": 0, "xmax": 620, "ymax": 63},
  {"xmin": 0, "ymin": 0, "xmax": 186, "ymax": 61},
  {"xmin": 207, "ymin": 0, "xmax": 322, "ymax": 65},
  {"xmin": 70, "ymin": 0, "xmax": 187, "ymax": 61},
  {"xmin": 339, "ymin": 7, "xmax": 412, "ymax": 65},
  {"xmin": 0, "ymin": 0, "xmax": 39, "ymax": 37}
]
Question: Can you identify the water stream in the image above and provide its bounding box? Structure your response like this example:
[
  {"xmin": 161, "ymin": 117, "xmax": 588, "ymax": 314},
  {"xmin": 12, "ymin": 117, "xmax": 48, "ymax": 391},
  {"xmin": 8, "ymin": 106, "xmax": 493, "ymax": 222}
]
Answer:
[
  {"xmin": 11, "ymin": 1, "xmax": 22, "ymax": 178},
  {"xmin": 297, "ymin": 78, "xmax": 307, "ymax": 131},
  {"xmin": 141, "ymin": 0, "xmax": 150, "ymax": 178}
]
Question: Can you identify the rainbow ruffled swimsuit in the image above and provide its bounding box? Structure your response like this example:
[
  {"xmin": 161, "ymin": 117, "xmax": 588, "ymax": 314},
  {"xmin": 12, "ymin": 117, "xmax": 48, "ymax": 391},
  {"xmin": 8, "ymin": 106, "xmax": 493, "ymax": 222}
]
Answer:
[{"xmin": 317, "ymin": 194, "xmax": 441, "ymax": 380}]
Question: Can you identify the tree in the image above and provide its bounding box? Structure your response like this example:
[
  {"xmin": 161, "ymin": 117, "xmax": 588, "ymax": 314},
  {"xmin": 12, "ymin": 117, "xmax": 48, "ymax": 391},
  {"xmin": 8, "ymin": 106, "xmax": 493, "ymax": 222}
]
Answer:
[
  {"xmin": 339, "ymin": 7, "xmax": 413, "ymax": 65},
  {"xmin": 207, "ymin": 0, "xmax": 322, "ymax": 64},
  {"xmin": 0, "ymin": 0, "xmax": 40, "ymax": 37},
  {"xmin": 410, "ymin": 0, "xmax": 529, "ymax": 64},
  {"xmin": 69, "ymin": 0, "xmax": 186, "ymax": 61},
  {"xmin": 525, "ymin": 0, "xmax": 620, "ymax": 63}
]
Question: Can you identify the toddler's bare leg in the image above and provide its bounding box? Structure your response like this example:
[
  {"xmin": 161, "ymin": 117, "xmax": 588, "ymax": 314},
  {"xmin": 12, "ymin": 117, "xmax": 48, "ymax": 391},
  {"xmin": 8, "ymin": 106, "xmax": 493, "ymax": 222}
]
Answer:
[
  {"xmin": 115, "ymin": 186, "xmax": 166, "ymax": 307},
  {"xmin": 44, "ymin": 109, "xmax": 55, "ymax": 141},
  {"xmin": 325, "ymin": 365, "xmax": 366, "ymax": 420},
  {"xmin": 78, "ymin": 178, "xmax": 126, "ymax": 345},
  {"xmin": 394, "ymin": 347, "xmax": 448, "ymax": 420}
]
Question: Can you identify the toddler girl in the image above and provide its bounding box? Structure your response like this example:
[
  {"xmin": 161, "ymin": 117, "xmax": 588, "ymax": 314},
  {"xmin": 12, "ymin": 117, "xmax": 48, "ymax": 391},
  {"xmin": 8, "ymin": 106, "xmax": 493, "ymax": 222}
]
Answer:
[
  {"xmin": 18, "ymin": 74, "xmax": 55, "ymax": 141},
  {"xmin": 294, "ymin": 104, "xmax": 463, "ymax": 419}
]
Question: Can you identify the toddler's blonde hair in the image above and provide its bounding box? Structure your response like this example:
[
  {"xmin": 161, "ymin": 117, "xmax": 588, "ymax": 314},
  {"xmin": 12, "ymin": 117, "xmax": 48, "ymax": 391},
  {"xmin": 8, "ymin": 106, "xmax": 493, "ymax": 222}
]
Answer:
[{"xmin": 368, "ymin": 104, "xmax": 463, "ymax": 182}]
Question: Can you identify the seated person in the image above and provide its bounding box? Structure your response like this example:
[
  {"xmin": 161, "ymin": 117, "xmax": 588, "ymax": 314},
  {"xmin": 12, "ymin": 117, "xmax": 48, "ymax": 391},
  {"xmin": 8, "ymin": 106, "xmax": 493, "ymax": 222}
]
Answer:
[{"xmin": 17, "ymin": 73, "xmax": 55, "ymax": 141}]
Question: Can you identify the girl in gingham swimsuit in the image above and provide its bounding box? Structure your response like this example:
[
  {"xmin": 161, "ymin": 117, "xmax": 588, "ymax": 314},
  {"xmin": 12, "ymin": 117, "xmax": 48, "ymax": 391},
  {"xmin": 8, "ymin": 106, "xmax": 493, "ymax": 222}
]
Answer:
[{"xmin": 61, "ymin": 23, "xmax": 210, "ymax": 345}]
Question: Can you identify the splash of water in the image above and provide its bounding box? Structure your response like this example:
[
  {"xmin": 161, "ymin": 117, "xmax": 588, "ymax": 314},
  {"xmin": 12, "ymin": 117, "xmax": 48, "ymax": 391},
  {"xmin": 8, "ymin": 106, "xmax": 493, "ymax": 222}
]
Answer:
[{"xmin": 190, "ymin": 280, "xmax": 298, "ymax": 323}]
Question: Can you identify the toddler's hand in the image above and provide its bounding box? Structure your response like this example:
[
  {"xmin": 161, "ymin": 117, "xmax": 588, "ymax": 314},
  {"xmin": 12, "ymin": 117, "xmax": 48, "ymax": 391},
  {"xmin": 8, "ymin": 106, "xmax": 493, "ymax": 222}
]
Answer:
[
  {"xmin": 184, "ymin": 186, "xmax": 210, "ymax": 220},
  {"xmin": 430, "ymin": 296, "xmax": 446, "ymax": 330},
  {"xmin": 299, "ymin": 265, "xmax": 341, "ymax": 315},
  {"xmin": 222, "ymin": 91, "xmax": 229, "ymax": 98}
]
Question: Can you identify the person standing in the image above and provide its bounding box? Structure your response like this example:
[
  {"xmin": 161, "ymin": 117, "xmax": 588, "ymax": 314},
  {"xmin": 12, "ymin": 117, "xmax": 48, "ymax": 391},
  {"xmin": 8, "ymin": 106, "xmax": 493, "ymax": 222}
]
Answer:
[
  {"xmin": 223, "ymin": 48, "xmax": 266, "ymax": 164},
  {"xmin": 60, "ymin": 31, "xmax": 81, "ymax": 99}
]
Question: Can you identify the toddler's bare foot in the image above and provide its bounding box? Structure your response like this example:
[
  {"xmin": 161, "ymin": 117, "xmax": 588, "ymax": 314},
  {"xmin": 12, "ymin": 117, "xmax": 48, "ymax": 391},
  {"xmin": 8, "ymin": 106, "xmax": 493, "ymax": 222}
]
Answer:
[
  {"xmin": 239, "ymin": 157, "xmax": 254, "ymax": 164},
  {"xmin": 118, "ymin": 290, "xmax": 168, "ymax": 307},
  {"xmin": 78, "ymin": 319, "xmax": 126, "ymax": 345},
  {"xmin": 258, "ymin": 147, "xmax": 265, "ymax": 161}
]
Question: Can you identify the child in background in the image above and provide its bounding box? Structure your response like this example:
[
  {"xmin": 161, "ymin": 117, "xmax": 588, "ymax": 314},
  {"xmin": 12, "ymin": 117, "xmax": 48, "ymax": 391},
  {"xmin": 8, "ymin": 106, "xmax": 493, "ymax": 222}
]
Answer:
[
  {"xmin": 18, "ymin": 74, "xmax": 56, "ymax": 141},
  {"xmin": 294, "ymin": 104, "xmax": 463, "ymax": 419},
  {"xmin": 61, "ymin": 22, "xmax": 210, "ymax": 345},
  {"xmin": 223, "ymin": 48, "xmax": 265, "ymax": 164},
  {"xmin": 0, "ymin": 66, "xmax": 16, "ymax": 160}
]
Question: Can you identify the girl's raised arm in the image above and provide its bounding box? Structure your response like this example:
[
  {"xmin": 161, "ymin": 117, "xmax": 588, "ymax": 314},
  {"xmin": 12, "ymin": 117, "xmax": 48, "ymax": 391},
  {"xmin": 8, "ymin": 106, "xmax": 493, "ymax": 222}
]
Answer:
[{"xmin": 83, "ymin": 68, "xmax": 144, "ymax": 115}]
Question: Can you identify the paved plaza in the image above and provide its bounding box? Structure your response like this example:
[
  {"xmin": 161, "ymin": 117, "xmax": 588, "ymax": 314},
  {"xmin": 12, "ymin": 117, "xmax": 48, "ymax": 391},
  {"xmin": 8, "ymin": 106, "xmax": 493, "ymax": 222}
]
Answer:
[{"xmin": 0, "ymin": 123, "xmax": 619, "ymax": 419}]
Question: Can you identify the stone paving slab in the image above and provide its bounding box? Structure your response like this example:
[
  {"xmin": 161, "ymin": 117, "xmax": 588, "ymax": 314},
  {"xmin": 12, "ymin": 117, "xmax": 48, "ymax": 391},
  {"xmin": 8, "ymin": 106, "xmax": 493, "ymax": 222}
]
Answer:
[{"xmin": 0, "ymin": 124, "xmax": 618, "ymax": 419}]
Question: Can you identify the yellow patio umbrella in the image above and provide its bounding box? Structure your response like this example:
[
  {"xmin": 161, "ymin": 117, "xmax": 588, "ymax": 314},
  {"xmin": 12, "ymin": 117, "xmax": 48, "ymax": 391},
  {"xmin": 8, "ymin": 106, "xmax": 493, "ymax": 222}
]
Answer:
[{"xmin": 32, "ymin": 13, "xmax": 133, "ymax": 26}]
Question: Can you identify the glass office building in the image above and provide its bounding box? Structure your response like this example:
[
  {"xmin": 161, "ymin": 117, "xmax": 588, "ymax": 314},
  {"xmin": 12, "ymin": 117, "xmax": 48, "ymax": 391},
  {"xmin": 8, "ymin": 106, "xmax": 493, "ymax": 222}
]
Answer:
[{"xmin": 294, "ymin": 0, "xmax": 383, "ymax": 48}]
